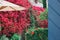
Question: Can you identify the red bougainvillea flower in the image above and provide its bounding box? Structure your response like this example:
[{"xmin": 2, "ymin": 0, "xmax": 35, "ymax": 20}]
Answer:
[
  {"xmin": 32, "ymin": 6, "xmax": 45, "ymax": 11},
  {"xmin": 32, "ymin": 6, "xmax": 45, "ymax": 16},
  {"xmin": 40, "ymin": 20, "xmax": 48, "ymax": 28},
  {"xmin": 31, "ymin": 31, "xmax": 35, "ymax": 35},
  {"xmin": 0, "ymin": 10, "xmax": 30, "ymax": 36}
]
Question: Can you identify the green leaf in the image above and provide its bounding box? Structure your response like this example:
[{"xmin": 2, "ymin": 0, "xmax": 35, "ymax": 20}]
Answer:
[
  {"xmin": 11, "ymin": 34, "xmax": 21, "ymax": 40},
  {"xmin": 0, "ymin": 35, "xmax": 9, "ymax": 40},
  {"xmin": 39, "ymin": 8, "xmax": 48, "ymax": 20}
]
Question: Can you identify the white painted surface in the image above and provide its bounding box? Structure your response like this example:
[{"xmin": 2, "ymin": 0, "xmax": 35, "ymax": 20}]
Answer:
[{"xmin": 28, "ymin": 0, "xmax": 43, "ymax": 7}]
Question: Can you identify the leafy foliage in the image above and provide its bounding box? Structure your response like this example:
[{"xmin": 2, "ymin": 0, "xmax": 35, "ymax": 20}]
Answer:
[
  {"xmin": 25, "ymin": 28, "xmax": 48, "ymax": 40},
  {"xmin": 0, "ymin": 35, "xmax": 9, "ymax": 40},
  {"xmin": 0, "ymin": 34, "xmax": 21, "ymax": 40},
  {"xmin": 39, "ymin": 8, "xmax": 48, "ymax": 20}
]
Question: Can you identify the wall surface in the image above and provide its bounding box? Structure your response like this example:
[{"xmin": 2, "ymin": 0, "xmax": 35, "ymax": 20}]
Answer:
[{"xmin": 49, "ymin": 0, "xmax": 60, "ymax": 40}]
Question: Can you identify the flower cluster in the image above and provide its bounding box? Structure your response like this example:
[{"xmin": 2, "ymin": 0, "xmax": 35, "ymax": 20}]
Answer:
[
  {"xmin": 32, "ymin": 6, "xmax": 45, "ymax": 15},
  {"xmin": 0, "ymin": 10, "xmax": 30, "ymax": 36},
  {"xmin": 40, "ymin": 20, "xmax": 48, "ymax": 28}
]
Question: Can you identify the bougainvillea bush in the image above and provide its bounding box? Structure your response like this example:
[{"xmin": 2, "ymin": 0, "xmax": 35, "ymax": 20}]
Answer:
[
  {"xmin": 0, "ymin": 10, "xmax": 30, "ymax": 36},
  {"xmin": 0, "ymin": 0, "xmax": 48, "ymax": 40}
]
